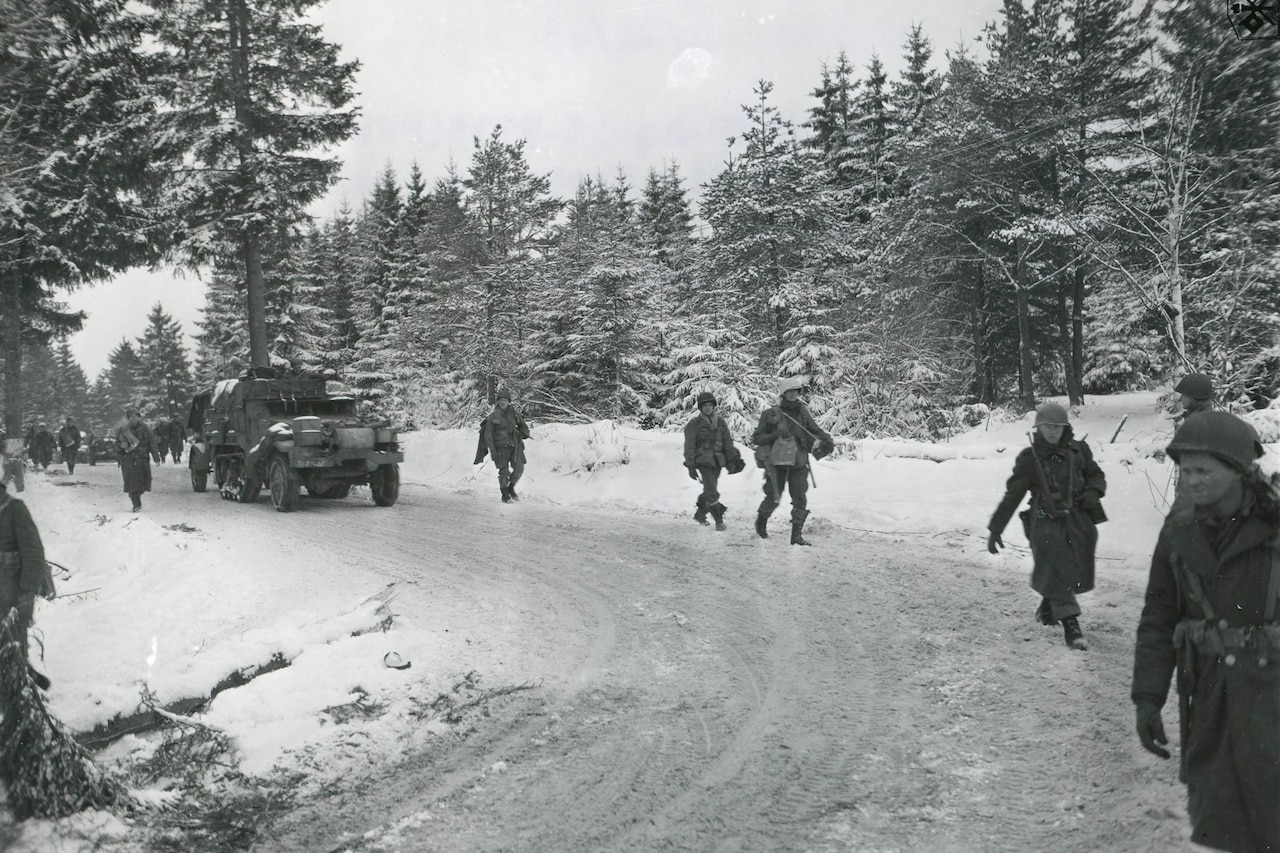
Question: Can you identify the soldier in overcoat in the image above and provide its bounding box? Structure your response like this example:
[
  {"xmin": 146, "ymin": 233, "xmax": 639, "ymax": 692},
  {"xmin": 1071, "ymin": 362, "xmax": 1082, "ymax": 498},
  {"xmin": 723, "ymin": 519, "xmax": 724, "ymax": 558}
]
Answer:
[
  {"xmin": 30, "ymin": 424, "xmax": 55, "ymax": 470},
  {"xmin": 480, "ymin": 387, "xmax": 530, "ymax": 503},
  {"xmin": 1133, "ymin": 411, "xmax": 1280, "ymax": 853},
  {"xmin": 0, "ymin": 475, "xmax": 55, "ymax": 669},
  {"xmin": 987, "ymin": 402, "xmax": 1107, "ymax": 650},
  {"xmin": 751, "ymin": 377, "xmax": 834, "ymax": 546},
  {"xmin": 169, "ymin": 421, "xmax": 185, "ymax": 464},
  {"xmin": 57, "ymin": 417, "xmax": 81, "ymax": 474},
  {"xmin": 116, "ymin": 407, "xmax": 159, "ymax": 512},
  {"xmin": 683, "ymin": 391, "xmax": 745, "ymax": 531}
]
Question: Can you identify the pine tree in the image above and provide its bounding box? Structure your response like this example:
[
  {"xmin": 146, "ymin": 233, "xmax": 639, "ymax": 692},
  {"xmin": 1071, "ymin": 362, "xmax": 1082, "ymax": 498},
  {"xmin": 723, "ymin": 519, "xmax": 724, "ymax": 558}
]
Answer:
[
  {"xmin": 459, "ymin": 125, "xmax": 562, "ymax": 401},
  {"xmin": 0, "ymin": 0, "xmax": 154, "ymax": 439},
  {"xmin": 136, "ymin": 304, "xmax": 193, "ymax": 425},
  {"xmin": 146, "ymin": 0, "xmax": 359, "ymax": 369},
  {"xmin": 696, "ymin": 81, "xmax": 840, "ymax": 367},
  {"xmin": 348, "ymin": 167, "xmax": 403, "ymax": 405},
  {"xmin": 637, "ymin": 161, "xmax": 696, "ymax": 270},
  {"xmin": 52, "ymin": 340, "xmax": 90, "ymax": 425},
  {"xmin": 193, "ymin": 265, "xmax": 249, "ymax": 386},
  {"xmin": 99, "ymin": 340, "xmax": 145, "ymax": 425}
]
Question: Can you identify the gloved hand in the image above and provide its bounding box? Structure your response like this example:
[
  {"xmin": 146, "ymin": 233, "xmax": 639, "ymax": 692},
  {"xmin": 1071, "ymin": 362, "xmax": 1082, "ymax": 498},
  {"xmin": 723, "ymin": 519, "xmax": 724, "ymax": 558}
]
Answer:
[
  {"xmin": 1136, "ymin": 702, "xmax": 1170, "ymax": 759},
  {"xmin": 687, "ymin": 466, "xmax": 699, "ymax": 481},
  {"xmin": 986, "ymin": 532, "xmax": 1003, "ymax": 554}
]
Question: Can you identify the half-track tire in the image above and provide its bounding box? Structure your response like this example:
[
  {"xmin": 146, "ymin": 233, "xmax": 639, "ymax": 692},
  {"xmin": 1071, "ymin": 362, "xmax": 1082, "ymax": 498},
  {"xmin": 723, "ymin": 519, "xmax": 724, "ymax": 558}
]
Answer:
[
  {"xmin": 269, "ymin": 455, "xmax": 300, "ymax": 512},
  {"xmin": 191, "ymin": 468, "xmax": 208, "ymax": 493},
  {"xmin": 370, "ymin": 463, "xmax": 399, "ymax": 507}
]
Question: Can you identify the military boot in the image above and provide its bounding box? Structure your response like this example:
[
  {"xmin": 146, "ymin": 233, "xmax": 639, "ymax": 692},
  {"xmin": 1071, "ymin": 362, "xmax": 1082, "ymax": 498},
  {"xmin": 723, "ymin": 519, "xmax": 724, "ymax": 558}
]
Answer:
[
  {"xmin": 755, "ymin": 510, "xmax": 770, "ymax": 539},
  {"xmin": 710, "ymin": 502, "xmax": 727, "ymax": 532},
  {"xmin": 1062, "ymin": 617, "xmax": 1087, "ymax": 651},
  {"xmin": 790, "ymin": 510, "xmax": 812, "ymax": 546},
  {"xmin": 1034, "ymin": 599, "xmax": 1056, "ymax": 626},
  {"xmin": 508, "ymin": 481, "xmax": 520, "ymax": 501},
  {"xmin": 501, "ymin": 485, "xmax": 512, "ymax": 503},
  {"xmin": 693, "ymin": 495, "xmax": 709, "ymax": 526}
]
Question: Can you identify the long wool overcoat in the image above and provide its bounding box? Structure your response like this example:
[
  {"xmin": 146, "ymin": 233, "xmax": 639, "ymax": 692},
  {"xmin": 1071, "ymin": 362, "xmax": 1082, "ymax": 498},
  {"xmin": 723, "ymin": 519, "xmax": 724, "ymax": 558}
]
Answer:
[
  {"xmin": 0, "ymin": 492, "xmax": 51, "ymax": 655},
  {"xmin": 989, "ymin": 429, "xmax": 1106, "ymax": 596},
  {"xmin": 116, "ymin": 421, "xmax": 156, "ymax": 494},
  {"xmin": 1133, "ymin": 489, "xmax": 1280, "ymax": 853}
]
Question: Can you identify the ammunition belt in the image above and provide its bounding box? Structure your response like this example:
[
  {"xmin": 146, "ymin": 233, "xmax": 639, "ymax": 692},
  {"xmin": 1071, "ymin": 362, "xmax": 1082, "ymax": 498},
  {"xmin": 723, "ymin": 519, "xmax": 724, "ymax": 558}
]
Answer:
[{"xmin": 1174, "ymin": 619, "xmax": 1280, "ymax": 666}]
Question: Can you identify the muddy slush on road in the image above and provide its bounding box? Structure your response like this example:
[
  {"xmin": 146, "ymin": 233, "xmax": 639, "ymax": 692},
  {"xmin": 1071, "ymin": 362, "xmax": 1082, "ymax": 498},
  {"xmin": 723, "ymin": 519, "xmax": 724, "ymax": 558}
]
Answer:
[{"xmin": 237, "ymin": 489, "xmax": 1196, "ymax": 853}]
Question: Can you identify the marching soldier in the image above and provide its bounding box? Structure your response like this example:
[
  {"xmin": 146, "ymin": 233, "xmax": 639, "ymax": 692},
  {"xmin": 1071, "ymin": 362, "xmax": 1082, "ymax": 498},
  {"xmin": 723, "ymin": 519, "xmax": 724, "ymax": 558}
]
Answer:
[
  {"xmin": 751, "ymin": 377, "xmax": 834, "ymax": 546},
  {"xmin": 116, "ymin": 407, "xmax": 158, "ymax": 512},
  {"xmin": 682, "ymin": 391, "xmax": 745, "ymax": 531},
  {"xmin": 987, "ymin": 402, "xmax": 1107, "ymax": 650}
]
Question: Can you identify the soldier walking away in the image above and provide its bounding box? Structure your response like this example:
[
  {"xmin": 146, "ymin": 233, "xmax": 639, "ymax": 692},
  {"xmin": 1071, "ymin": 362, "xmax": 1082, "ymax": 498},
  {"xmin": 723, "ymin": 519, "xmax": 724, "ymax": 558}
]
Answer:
[
  {"xmin": 1132, "ymin": 411, "xmax": 1280, "ymax": 853},
  {"xmin": 29, "ymin": 424, "xmax": 54, "ymax": 471},
  {"xmin": 683, "ymin": 391, "xmax": 745, "ymax": 531},
  {"xmin": 0, "ymin": 474, "xmax": 57, "ymax": 690},
  {"xmin": 479, "ymin": 387, "xmax": 531, "ymax": 503},
  {"xmin": 987, "ymin": 402, "xmax": 1107, "ymax": 650},
  {"xmin": 116, "ymin": 407, "xmax": 158, "ymax": 512},
  {"xmin": 751, "ymin": 377, "xmax": 834, "ymax": 546},
  {"xmin": 57, "ymin": 417, "xmax": 81, "ymax": 474},
  {"xmin": 169, "ymin": 421, "xmax": 185, "ymax": 464},
  {"xmin": 153, "ymin": 420, "xmax": 171, "ymax": 463}
]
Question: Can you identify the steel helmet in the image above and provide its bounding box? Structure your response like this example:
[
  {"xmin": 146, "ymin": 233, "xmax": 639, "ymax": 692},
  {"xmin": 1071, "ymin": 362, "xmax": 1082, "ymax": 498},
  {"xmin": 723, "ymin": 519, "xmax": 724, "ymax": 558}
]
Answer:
[
  {"xmin": 495, "ymin": 387, "xmax": 511, "ymax": 402},
  {"xmin": 1167, "ymin": 410, "xmax": 1262, "ymax": 471},
  {"xmin": 778, "ymin": 376, "xmax": 805, "ymax": 395},
  {"xmin": 695, "ymin": 391, "xmax": 717, "ymax": 407},
  {"xmin": 1174, "ymin": 373, "xmax": 1214, "ymax": 401},
  {"xmin": 1033, "ymin": 402, "xmax": 1070, "ymax": 426}
]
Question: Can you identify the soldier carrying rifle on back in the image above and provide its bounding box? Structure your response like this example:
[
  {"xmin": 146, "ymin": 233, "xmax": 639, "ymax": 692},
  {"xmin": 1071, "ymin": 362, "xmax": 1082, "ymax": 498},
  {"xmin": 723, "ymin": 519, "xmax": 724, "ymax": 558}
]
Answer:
[{"xmin": 751, "ymin": 377, "xmax": 834, "ymax": 546}]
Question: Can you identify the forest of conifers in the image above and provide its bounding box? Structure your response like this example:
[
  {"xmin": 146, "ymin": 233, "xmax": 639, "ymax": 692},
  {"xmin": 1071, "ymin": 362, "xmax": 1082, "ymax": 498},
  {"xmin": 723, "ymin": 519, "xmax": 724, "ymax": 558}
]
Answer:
[{"xmin": 3, "ymin": 0, "xmax": 1277, "ymax": 441}]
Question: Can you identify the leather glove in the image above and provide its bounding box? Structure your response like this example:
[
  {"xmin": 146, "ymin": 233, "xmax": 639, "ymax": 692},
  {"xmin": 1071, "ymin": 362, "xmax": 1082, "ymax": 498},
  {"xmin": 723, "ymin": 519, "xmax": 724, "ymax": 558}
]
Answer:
[
  {"xmin": 986, "ymin": 532, "xmax": 1003, "ymax": 554},
  {"xmin": 1136, "ymin": 702, "xmax": 1170, "ymax": 759},
  {"xmin": 687, "ymin": 466, "xmax": 699, "ymax": 481}
]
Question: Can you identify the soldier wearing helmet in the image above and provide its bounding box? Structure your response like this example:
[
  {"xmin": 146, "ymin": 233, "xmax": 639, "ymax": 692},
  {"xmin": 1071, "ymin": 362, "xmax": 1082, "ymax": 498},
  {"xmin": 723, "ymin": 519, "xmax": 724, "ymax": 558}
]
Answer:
[
  {"xmin": 750, "ymin": 377, "xmax": 834, "ymax": 546},
  {"xmin": 987, "ymin": 402, "xmax": 1107, "ymax": 650},
  {"xmin": 1133, "ymin": 411, "xmax": 1280, "ymax": 852},
  {"xmin": 682, "ymin": 391, "xmax": 745, "ymax": 531},
  {"xmin": 1168, "ymin": 373, "xmax": 1218, "ymax": 515},
  {"xmin": 1173, "ymin": 373, "xmax": 1215, "ymax": 428},
  {"xmin": 480, "ymin": 386, "xmax": 531, "ymax": 503}
]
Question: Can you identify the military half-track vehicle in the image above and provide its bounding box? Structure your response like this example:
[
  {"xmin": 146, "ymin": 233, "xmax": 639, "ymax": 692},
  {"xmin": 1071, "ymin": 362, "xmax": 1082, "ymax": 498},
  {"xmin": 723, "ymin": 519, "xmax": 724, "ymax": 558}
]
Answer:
[{"xmin": 186, "ymin": 368, "xmax": 403, "ymax": 512}]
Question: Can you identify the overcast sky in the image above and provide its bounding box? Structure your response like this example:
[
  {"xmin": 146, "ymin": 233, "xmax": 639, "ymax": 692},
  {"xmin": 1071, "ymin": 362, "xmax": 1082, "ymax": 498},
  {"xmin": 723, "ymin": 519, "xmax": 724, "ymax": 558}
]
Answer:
[{"xmin": 66, "ymin": 0, "xmax": 1003, "ymax": 379}]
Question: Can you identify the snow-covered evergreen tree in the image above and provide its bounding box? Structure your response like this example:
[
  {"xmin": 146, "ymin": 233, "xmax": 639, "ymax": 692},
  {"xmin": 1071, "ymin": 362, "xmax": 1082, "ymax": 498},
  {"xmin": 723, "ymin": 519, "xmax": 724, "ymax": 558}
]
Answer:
[
  {"xmin": 145, "ymin": 0, "xmax": 359, "ymax": 369},
  {"xmin": 136, "ymin": 304, "xmax": 194, "ymax": 425}
]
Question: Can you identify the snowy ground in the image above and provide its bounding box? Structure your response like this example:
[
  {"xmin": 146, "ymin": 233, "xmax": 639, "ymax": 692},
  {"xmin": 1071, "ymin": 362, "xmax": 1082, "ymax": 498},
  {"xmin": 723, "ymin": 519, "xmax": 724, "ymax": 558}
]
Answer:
[{"xmin": 1, "ymin": 391, "xmax": 1269, "ymax": 850}]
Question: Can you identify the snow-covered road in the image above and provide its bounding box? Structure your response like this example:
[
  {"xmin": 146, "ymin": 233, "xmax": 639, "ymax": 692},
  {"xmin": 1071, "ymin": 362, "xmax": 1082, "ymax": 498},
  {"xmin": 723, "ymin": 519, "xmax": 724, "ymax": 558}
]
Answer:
[{"xmin": 5, "ymin": 395, "xmax": 1215, "ymax": 850}]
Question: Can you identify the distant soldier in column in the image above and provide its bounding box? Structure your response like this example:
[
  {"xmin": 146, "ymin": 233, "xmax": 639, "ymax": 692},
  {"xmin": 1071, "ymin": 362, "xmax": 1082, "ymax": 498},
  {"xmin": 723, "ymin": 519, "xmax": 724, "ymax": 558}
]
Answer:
[
  {"xmin": 169, "ymin": 420, "xmax": 185, "ymax": 464},
  {"xmin": 751, "ymin": 377, "xmax": 834, "ymax": 546},
  {"xmin": 987, "ymin": 402, "xmax": 1107, "ymax": 650},
  {"xmin": 30, "ymin": 425, "xmax": 55, "ymax": 471},
  {"xmin": 56, "ymin": 417, "xmax": 82, "ymax": 474},
  {"xmin": 153, "ymin": 419, "xmax": 171, "ymax": 464},
  {"xmin": 683, "ymin": 391, "xmax": 745, "ymax": 531},
  {"xmin": 481, "ymin": 387, "xmax": 531, "ymax": 503},
  {"xmin": 116, "ymin": 407, "xmax": 158, "ymax": 512}
]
